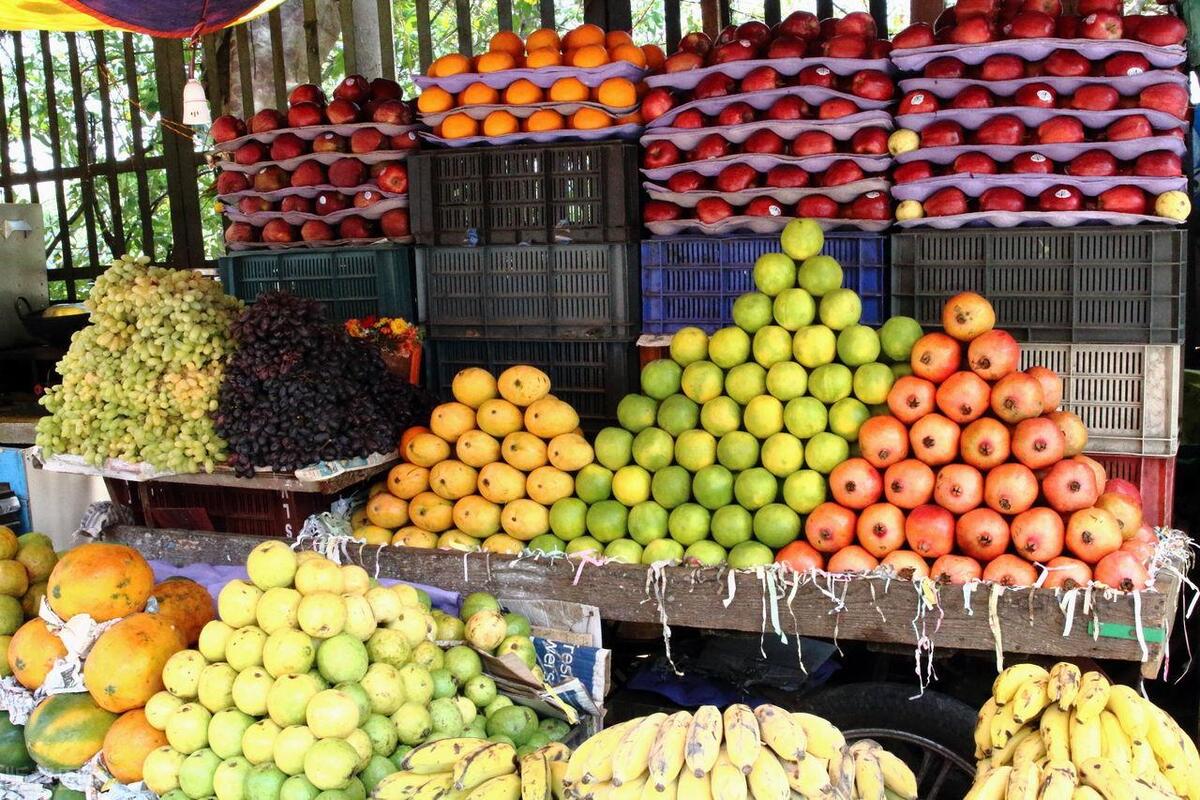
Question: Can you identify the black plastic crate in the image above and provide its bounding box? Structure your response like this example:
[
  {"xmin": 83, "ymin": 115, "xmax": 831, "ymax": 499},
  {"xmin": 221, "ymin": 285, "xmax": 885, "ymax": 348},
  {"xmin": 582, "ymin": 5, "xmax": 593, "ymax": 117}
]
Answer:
[
  {"xmin": 417, "ymin": 242, "xmax": 638, "ymax": 338},
  {"xmin": 218, "ymin": 245, "xmax": 416, "ymax": 322},
  {"xmin": 409, "ymin": 141, "xmax": 640, "ymax": 246},
  {"xmin": 425, "ymin": 338, "xmax": 637, "ymax": 433},
  {"xmin": 891, "ymin": 227, "xmax": 1186, "ymax": 344}
]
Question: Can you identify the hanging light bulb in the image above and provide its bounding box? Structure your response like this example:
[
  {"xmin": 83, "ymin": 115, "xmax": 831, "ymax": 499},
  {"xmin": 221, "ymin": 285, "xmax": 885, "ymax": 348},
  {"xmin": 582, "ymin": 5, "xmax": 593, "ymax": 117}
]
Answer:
[{"xmin": 182, "ymin": 78, "xmax": 212, "ymax": 126}]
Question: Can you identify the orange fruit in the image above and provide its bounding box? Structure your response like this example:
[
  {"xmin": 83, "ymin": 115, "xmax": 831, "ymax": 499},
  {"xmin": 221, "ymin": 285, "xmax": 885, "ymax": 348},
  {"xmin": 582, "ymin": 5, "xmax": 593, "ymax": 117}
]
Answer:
[
  {"xmin": 525, "ymin": 109, "xmax": 565, "ymax": 131},
  {"xmin": 482, "ymin": 110, "xmax": 520, "ymax": 136},
  {"xmin": 490, "ymin": 30, "xmax": 525, "ymax": 56},
  {"xmin": 476, "ymin": 51, "xmax": 517, "ymax": 73},
  {"xmin": 641, "ymin": 44, "xmax": 666, "ymax": 69},
  {"xmin": 548, "ymin": 77, "xmax": 589, "ymax": 103},
  {"xmin": 525, "ymin": 47, "xmax": 563, "ymax": 68},
  {"xmin": 430, "ymin": 53, "xmax": 471, "ymax": 77},
  {"xmin": 504, "ymin": 79, "xmax": 544, "ymax": 105},
  {"xmin": 570, "ymin": 107, "xmax": 613, "ymax": 130},
  {"xmin": 609, "ymin": 43, "xmax": 647, "ymax": 67},
  {"xmin": 460, "ymin": 82, "xmax": 500, "ymax": 105},
  {"xmin": 563, "ymin": 23, "xmax": 605, "ymax": 50},
  {"xmin": 605, "ymin": 30, "xmax": 634, "ymax": 48},
  {"xmin": 418, "ymin": 87, "xmax": 454, "ymax": 114},
  {"xmin": 595, "ymin": 77, "xmax": 637, "ymax": 108},
  {"xmin": 616, "ymin": 110, "xmax": 643, "ymax": 125},
  {"xmin": 440, "ymin": 113, "xmax": 479, "ymax": 139},
  {"xmin": 526, "ymin": 28, "xmax": 561, "ymax": 52},
  {"xmin": 570, "ymin": 44, "xmax": 609, "ymax": 68}
]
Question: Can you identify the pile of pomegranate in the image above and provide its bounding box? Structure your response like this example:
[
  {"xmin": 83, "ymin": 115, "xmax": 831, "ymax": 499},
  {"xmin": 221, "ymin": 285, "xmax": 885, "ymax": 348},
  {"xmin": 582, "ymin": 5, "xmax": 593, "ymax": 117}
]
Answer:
[
  {"xmin": 639, "ymin": 12, "xmax": 897, "ymax": 230},
  {"xmin": 887, "ymin": 0, "xmax": 1189, "ymax": 222},
  {"xmin": 212, "ymin": 74, "xmax": 418, "ymax": 247},
  {"xmin": 780, "ymin": 292, "xmax": 1155, "ymax": 592}
]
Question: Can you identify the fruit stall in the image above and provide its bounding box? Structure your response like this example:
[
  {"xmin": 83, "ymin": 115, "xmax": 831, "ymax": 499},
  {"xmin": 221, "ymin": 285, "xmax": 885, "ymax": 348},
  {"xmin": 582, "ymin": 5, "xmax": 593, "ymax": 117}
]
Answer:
[{"xmin": 1, "ymin": 0, "xmax": 1198, "ymax": 798}]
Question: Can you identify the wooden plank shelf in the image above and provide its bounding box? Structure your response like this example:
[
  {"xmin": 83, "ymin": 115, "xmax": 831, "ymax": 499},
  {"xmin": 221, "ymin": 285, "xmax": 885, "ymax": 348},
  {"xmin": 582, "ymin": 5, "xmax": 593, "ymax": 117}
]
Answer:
[{"xmin": 108, "ymin": 526, "xmax": 1182, "ymax": 677}]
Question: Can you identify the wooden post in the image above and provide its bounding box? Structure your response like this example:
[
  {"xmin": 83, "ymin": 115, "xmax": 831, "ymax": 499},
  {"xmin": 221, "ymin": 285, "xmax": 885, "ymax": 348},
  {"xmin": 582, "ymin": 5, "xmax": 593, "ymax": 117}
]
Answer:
[
  {"xmin": 911, "ymin": 0, "xmax": 945, "ymax": 23},
  {"xmin": 152, "ymin": 39, "xmax": 206, "ymax": 268},
  {"xmin": 349, "ymin": 0, "xmax": 383, "ymax": 79},
  {"xmin": 700, "ymin": 0, "xmax": 720, "ymax": 38}
]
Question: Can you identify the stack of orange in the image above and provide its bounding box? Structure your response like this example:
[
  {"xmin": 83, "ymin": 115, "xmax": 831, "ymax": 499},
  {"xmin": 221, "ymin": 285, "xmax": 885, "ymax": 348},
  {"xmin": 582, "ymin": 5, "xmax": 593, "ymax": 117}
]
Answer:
[{"xmin": 417, "ymin": 24, "xmax": 665, "ymax": 140}]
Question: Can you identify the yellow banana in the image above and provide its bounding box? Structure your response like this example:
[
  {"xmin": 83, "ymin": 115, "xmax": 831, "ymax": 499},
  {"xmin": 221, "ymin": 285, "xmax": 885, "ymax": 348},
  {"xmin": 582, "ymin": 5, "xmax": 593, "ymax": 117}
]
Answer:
[
  {"xmin": 548, "ymin": 761, "xmax": 567, "ymax": 800},
  {"xmin": 1138, "ymin": 768, "xmax": 1177, "ymax": 798},
  {"xmin": 1105, "ymin": 685, "xmax": 1149, "ymax": 740},
  {"xmin": 747, "ymin": 746, "xmax": 791, "ymax": 800},
  {"xmin": 576, "ymin": 781, "xmax": 612, "ymax": 800},
  {"xmin": 794, "ymin": 713, "xmax": 845, "ymax": 761},
  {"xmin": 1077, "ymin": 757, "xmax": 1173, "ymax": 800},
  {"xmin": 1048, "ymin": 663, "xmax": 1082, "ymax": 712},
  {"xmin": 1098, "ymin": 711, "xmax": 1131, "ymax": 775},
  {"xmin": 647, "ymin": 711, "xmax": 690, "ymax": 792},
  {"xmin": 828, "ymin": 748, "xmax": 855, "ymax": 798},
  {"xmin": 994, "ymin": 665, "xmax": 1050, "ymax": 705},
  {"xmin": 536, "ymin": 743, "xmax": 571, "ymax": 764},
  {"xmin": 965, "ymin": 765, "xmax": 1011, "ymax": 800},
  {"xmin": 991, "ymin": 726, "xmax": 1034, "ymax": 769},
  {"xmin": 677, "ymin": 768, "xmax": 711, "ymax": 800},
  {"xmin": 1012, "ymin": 679, "xmax": 1050, "ymax": 725},
  {"xmin": 520, "ymin": 752, "xmax": 549, "ymax": 800},
  {"xmin": 403, "ymin": 739, "xmax": 494, "ymax": 774},
  {"xmin": 1072, "ymin": 788, "xmax": 1104, "ymax": 800},
  {"xmin": 608, "ymin": 776, "xmax": 646, "ymax": 800},
  {"xmin": 1041, "ymin": 705, "xmax": 1071, "ymax": 763},
  {"xmin": 991, "ymin": 701, "xmax": 1022, "ymax": 751},
  {"xmin": 1012, "ymin": 730, "xmax": 1046, "ymax": 772},
  {"xmin": 1148, "ymin": 706, "xmax": 1190, "ymax": 797},
  {"xmin": 465, "ymin": 772, "xmax": 522, "ymax": 800},
  {"xmin": 454, "ymin": 743, "xmax": 518, "ymax": 793},
  {"xmin": 850, "ymin": 743, "xmax": 886, "ymax": 800},
  {"xmin": 1068, "ymin": 713, "xmax": 1102, "ymax": 768},
  {"xmin": 1073, "ymin": 673, "xmax": 1111, "ymax": 724},
  {"xmin": 722, "ymin": 705, "xmax": 761, "ymax": 775},
  {"xmin": 1130, "ymin": 734, "xmax": 1157, "ymax": 779},
  {"xmin": 611, "ymin": 713, "xmax": 668, "ymax": 787},
  {"xmin": 753, "ymin": 704, "xmax": 805, "ymax": 762},
  {"xmin": 412, "ymin": 773, "xmax": 455, "ymax": 800},
  {"xmin": 976, "ymin": 697, "xmax": 1000, "ymax": 759},
  {"xmin": 1004, "ymin": 761, "xmax": 1039, "ymax": 800},
  {"xmin": 570, "ymin": 720, "xmax": 638, "ymax": 787},
  {"xmin": 712, "ymin": 750, "xmax": 748, "ymax": 800},
  {"xmin": 685, "ymin": 706, "xmax": 723, "ymax": 779},
  {"xmin": 1037, "ymin": 761, "xmax": 1077, "ymax": 800},
  {"xmin": 875, "ymin": 748, "xmax": 917, "ymax": 800},
  {"xmin": 784, "ymin": 755, "xmax": 832, "ymax": 796},
  {"xmin": 639, "ymin": 778, "xmax": 675, "ymax": 800},
  {"xmin": 374, "ymin": 770, "xmax": 452, "ymax": 800}
]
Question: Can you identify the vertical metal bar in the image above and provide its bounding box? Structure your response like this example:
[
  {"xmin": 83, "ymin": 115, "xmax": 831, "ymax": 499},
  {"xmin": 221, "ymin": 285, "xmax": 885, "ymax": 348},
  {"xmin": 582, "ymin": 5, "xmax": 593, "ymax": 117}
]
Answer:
[
  {"xmin": 66, "ymin": 34, "xmax": 100, "ymax": 272},
  {"xmin": 718, "ymin": 0, "xmax": 731, "ymax": 29},
  {"xmin": 497, "ymin": 0, "xmax": 514, "ymax": 32},
  {"xmin": 539, "ymin": 0, "xmax": 555, "ymax": 28},
  {"xmin": 92, "ymin": 32, "xmax": 125, "ymax": 253},
  {"xmin": 377, "ymin": 0, "xmax": 396, "ymax": 80},
  {"xmin": 607, "ymin": 0, "xmax": 632, "ymax": 31},
  {"xmin": 584, "ymin": 0, "xmax": 607, "ymax": 27},
  {"xmin": 869, "ymin": 0, "xmax": 888, "ymax": 36},
  {"xmin": 665, "ymin": 0, "xmax": 681, "ymax": 52},
  {"xmin": 268, "ymin": 8, "xmax": 288, "ymax": 108},
  {"xmin": 124, "ymin": 33, "xmax": 154, "ymax": 260},
  {"xmin": 455, "ymin": 0, "xmax": 473, "ymax": 57},
  {"xmin": 153, "ymin": 38, "xmax": 205, "ymax": 268},
  {"xmin": 0, "ymin": 38, "xmax": 12, "ymax": 202},
  {"xmin": 234, "ymin": 24, "xmax": 255, "ymax": 116},
  {"xmin": 39, "ymin": 32, "xmax": 76, "ymax": 296},
  {"xmin": 816, "ymin": 0, "xmax": 833, "ymax": 19},
  {"xmin": 302, "ymin": 0, "xmax": 322, "ymax": 83},
  {"xmin": 339, "ymin": 0, "xmax": 359, "ymax": 74},
  {"xmin": 763, "ymin": 0, "xmax": 781, "ymax": 26},
  {"xmin": 12, "ymin": 33, "xmax": 39, "ymax": 204},
  {"xmin": 415, "ymin": 0, "xmax": 434, "ymax": 72}
]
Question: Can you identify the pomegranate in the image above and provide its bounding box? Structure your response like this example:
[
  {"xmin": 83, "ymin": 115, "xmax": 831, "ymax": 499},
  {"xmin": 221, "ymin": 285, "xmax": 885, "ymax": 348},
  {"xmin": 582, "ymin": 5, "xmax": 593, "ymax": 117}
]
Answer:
[
  {"xmin": 856, "ymin": 502, "xmax": 907, "ymax": 557},
  {"xmin": 829, "ymin": 458, "xmax": 884, "ymax": 510},
  {"xmin": 1042, "ymin": 556, "xmax": 1093, "ymax": 589},
  {"xmin": 1072, "ymin": 455, "xmax": 1107, "ymax": 492},
  {"xmin": 990, "ymin": 371, "xmax": 1045, "ymax": 423},
  {"xmin": 1120, "ymin": 525, "xmax": 1156, "ymax": 566},
  {"xmin": 911, "ymin": 333, "xmax": 963, "ymax": 383},
  {"xmin": 882, "ymin": 550, "xmax": 931, "ymax": 580},
  {"xmin": 883, "ymin": 459, "xmax": 937, "ymax": 509},
  {"xmin": 933, "ymin": 463, "xmax": 984, "ymax": 514},
  {"xmin": 1026, "ymin": 366, "xmax": 1063, "ymax": 410},
  {"xmin": 774, "ymin": 540, "xmax": 826, "ymax": 572},
  {"xmin": 858, "ymin": 416, "xmax": 910, "ymax": 468},
  {"xmin": 1010, "ymin": 507, "xmax": 1065, "ymax": 562},
  {"xmin": 1041, "ymin": 459, "xmax": 1099, "ymax": 512},
  {"xmin": 1048, "ymin": 410, "xmax": 1088, "ymax": 456},
  {"xmin": 1093, "ymin": 550, "xmax": 1149, "ymax": 592},
  {"xmin": 904, "ymin": 504, "xmax": 955, "ymax": 558},
  {"xmin": 984, "ymin": 463, "xmax": 1039, "ymax": 514},
  {"xmin": 886, "ymin": 376, "xmax": 937, "ymax": 424},
  {"xmin": 935, "ymin": 371, "xmax": 991, "ymax": 424},
  {"xmin": 804, "ymin": 503, "xmax": 857, "ymax": 553},
  {"xmin": 908, "ymin": 414, "xmax": 961, "ymax": 467},
  {"xmin": 960, "ymin": 417, "xmax": 1011, "ymax": 470},
  {"xmin": 955, "ymin": 508, "xmax": 1010, "ymax": 562},
  {"xmin": 931, "ymin": 554, "xmax": 983, "ymax": 585},
  {"xmin": 941, "ymin": 291, "xmax": 996, "ymax": 341},
  {"xmin": 967, "ymin": 329, "xmax": 1020, "ymax": 380},
  {"xmin": 1065, "ymin": 507, "xmax": 1123, "ymax": 563},
  {"xmin": 1094, "ymin": 492, "xmax": 1143, "ymax": 539},
  {"xmin": 827, "ymin": 545, "xmax": 881, "ymax": 574},
  {"xmin": 1104, "ymin": 478, "xmax": 1142, "ymax": 506},
  {"xmin": 982, "ymin": 554, "xmax": 1038, "ymax": 587},
  {"xmin": 1010, "ymin": 417, "xmax": 1066, "ymax": 470}
]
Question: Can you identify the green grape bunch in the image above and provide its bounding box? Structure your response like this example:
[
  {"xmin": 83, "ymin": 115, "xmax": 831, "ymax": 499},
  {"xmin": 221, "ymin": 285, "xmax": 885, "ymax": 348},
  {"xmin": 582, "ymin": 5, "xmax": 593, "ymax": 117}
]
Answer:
[{"xmin": 35, "ymin": 253, "xmax": 244, "ymax": 473}]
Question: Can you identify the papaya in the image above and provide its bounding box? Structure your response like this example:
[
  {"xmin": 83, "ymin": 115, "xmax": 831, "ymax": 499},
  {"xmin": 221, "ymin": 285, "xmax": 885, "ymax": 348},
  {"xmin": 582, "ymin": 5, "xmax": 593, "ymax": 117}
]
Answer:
[
  {"xmin": 151, "ymin": 578, "xmax": 215, "ymax": 646},
  {"xmin": 101, "ymin": 709, "xmax": 166, "ymax": 783},
  {"xmin": 83, "ymin": 613, "xmax": 185, "ymax": 712},
  {"xmin": 8, "ymin": 618, "xmax": 66, "ymax": 690},
  {"xmin": 47, "ymin": 542, "xmax": 153, "ymax": 622},
  {"xmin": 24, "ymin": 693, "xmax": 117, "ymax": 771}
]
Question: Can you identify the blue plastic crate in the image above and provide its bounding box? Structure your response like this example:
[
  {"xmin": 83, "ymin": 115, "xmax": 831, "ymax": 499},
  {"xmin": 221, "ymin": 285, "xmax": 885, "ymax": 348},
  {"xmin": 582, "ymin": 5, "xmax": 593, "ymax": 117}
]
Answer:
[{"xmin": 640, "ymin": 233, "xmax": 887, "ymax": 334}]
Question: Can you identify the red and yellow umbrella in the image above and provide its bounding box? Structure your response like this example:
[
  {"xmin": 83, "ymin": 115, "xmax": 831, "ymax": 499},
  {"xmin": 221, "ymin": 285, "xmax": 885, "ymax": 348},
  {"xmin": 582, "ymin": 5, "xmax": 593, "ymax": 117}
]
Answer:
[{"xmin": 0, "ymin": 0, "xmax": 287, "ymax": 35}]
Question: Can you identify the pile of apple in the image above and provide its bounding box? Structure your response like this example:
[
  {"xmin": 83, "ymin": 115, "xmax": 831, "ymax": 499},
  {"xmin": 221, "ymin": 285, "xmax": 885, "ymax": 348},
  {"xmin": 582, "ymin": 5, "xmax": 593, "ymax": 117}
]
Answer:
[
  {"xmin": 886, "ymin": 0, "xmax": 1192, "ymax": 224},
  {"xmin": 212, "ymin": 74, "xmax": 418, "ymax": 247},
  {"xmin": 640, "ymin": 12, "xmax": 898, "ymax": 230},
  {"xmin": 785, "ymin": 291, "xmax": 1155, "ymax": 591}
]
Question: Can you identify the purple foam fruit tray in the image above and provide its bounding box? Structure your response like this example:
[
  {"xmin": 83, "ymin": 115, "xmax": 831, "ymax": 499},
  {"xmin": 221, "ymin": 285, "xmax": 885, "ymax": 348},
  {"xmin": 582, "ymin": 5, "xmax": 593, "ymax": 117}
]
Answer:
[
  {"xmin": 215, "ymin": 123, "xmax": 421, "ymax": 152},
  {"xmin": 895, "ymin": 134, "xmax": 1187, "ymax": 165},
  {"xmin": 419, "ymin": 100, "xmax": 636, "ymax": 126},
  {"xmin": 421, "ymin": 123, "xmax": 641, "ymax": 148},
  {"xmin": 890, "ymin": 173, "xmax": 1186, "ymax": 201},
  {"xmin": 224, "ymin": 197, "xmax": 409, "ymax": 225},
  {"xmin": 414, "ymin": 62, "xmax": 646, "ymax": 92},
  {"xmin": 897, "ymin": 69, "xmax": 1187, "ymax": 98},
  {"xmin": 645, "ymin": 176, "xmax": 892, "ymax": 206},
  {"xmin": 896, "ymin": 105, "xmax": 1185, "ymax": 132},
  {"xmin": 896, "ymin": 210, "xmax": 1181, "ymax": 229},
  {"xmin": 645, "ymin": 57, "xmax": 893, "ymax": 91},
  {"xmin": 647, "ymin": 85, "xmax": 892, "ymax": 128},
  {"xmin": 642, "ymin": 152, "xmax": 891, "ymax": 181},
  {"xmin": 647, "ymin": 215, "xmax": 890, "ymax": 235},
  {"xmin": 890, "ymin": 38, "xmax": 1185, "ymax": 72},
  {"xmin": 218, "ymin": 149, "xmax": 411, "ymax": 174},
  {"xmin": 641, "ymin": 111, "xmax": 894, "ymax": 148}
]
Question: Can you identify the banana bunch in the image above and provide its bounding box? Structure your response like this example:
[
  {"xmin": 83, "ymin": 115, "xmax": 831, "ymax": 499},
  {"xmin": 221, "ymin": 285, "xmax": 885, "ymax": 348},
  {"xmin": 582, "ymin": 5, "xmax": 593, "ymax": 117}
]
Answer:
[
  {"xmin": 966, "ymin": 661, "xmax": 1200, "ymax": 800},
  {"xmin": 559, "ymin": 704, "xmax": 917, "ymax": 800},
  {"xmin": 375, "ymin": 737, "xmax": 571, "ymax": 800}
]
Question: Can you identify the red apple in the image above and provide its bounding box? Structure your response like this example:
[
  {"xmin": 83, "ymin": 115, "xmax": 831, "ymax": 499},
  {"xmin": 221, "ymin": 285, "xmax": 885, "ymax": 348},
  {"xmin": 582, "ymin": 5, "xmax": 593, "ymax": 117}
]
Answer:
[
  {"xmin": 675, "ymin": 109, "xmax": 707, "ymax": 128},
  {"xmin": 678, "ymin": 31, "xmax": 713, "ymax": 55},
  {"xmin": 257, "ymin": 166, "xmax": 293, "ymax": 192},
  {"xmin": 326, "ymin": 99, "xmax": 361, "ymax": 124},
  {"xmin": 1098, "ymin": 185, "xmax": 1147, "ymax": 213},
  {"xmin": 666, "ymin": 171, "xmax": 707, "ymax": 192},
  {"xmin": 373, "ymin": 99, "xmax": 413, "ymax": 125},
  {"xmin": 1078, "ymin": 0, "xmax": 1120, "ymax": 13},
  {"xmin": 744, "ymin": 130, "xmax": 786, "ymax": 155},
  {"xmin": 740, "ymin": 66, "xmax": 779, "ymax": 93},
  {"xmin": 850, "ymin": 70, "xmax": 895, "ymax": 101},
  {"xmin": 950, "ymin": 17, "xmax": 996, "ymax": 43},
  {"xmin": 1135, "ymin": 14, "xmax": 1186, "ymax": 45},
  {"xmin": 689, "ymin": 134, "xmax": 731, "ymax": 161},
  {"xmin": 1106, "ymin": 114, "xmax": 1153, "ymax": 141},
  {"xmin": 711, "ymin": 39, "xmax": 757, "ymax": 64},
  {"xmin": 797, "ymin": 66, "xmax": 835, "ymax": 88},
  {"xmin": 951, "ymin": 86, "xmax": 996, "ymax": 109},
  {"xmin": 211, "ymin": 115, "xmax": 246, "ymax": 144},
  {"xmin": 643, "ymin": 200, "xmax": 682, "ymax": 222},
  {"xmin": 1036, "ymin": 116, "xmax": 1085, "ymax": 143},
  {"xmin": 1045, "ymin": 50, "xmax": 1092, "ymax": 77},
  {"xmin": 980, "ymin": 54, "xmax": 1025, "ymax": 80},
  {"xmin": 924, "ymin": 187, "xmax": 969, "ymax": 216},
  {"xmin": 824, "ymin": 35, "xmax": 869, "ymax": 58},
  {"xmin": 248, "ymin": 109, "xmax": 286, "ymax": 134},
  {"xmin": 1134, "ymin": 150, "xmax": 1182, "ymax": 176},
  {"xmin": 715, "ymin": 163, "xmax": 759, "ymax": 192},
  {"xmin": 314, "ymin": 191, "xmax": 349, "ymax": 216},
  {"xmin": 779, "ymin": 10, "xmax": 821, "ymax": 39},
  {"xmin": 327, "ymin": 158, "xmax": 367, "ymax": 188},
  {"xmin": 338, "ymin": 215, "xmax": 376, "ymax": 240},
  {"xmin": 390, "ymin": 131, "xmax": 419, "ymax": 151},
  {"xmin": 643, "ymin": 140, "xmax": 681, "ymax": 168},
  {"xmin": 791, "ymin": 130, "xmax": 836, "ymax": 155},
  {"xmin": 380, "ymin": 208, "xmax": 410, "ymax": 237},
  {"xmin": 369, "ymin": 78, "xmax": 402, "ymax": 102},
  {"xmin": 237, "ymin": 196, "xmax": 272, "ymax": 214},
  {"xmin": 846, "ymin": 190, "xmax": 889, "ymax": 219},
  {"xmin": 290, "ymin": 162, "xmax": 330, "ymax": 188},
  {"xmin": 796, "ymin": 194, "xmax": 839, "ymax": 217},
  {"xmin": 287, "ymin": 102, "xmax": 325, "ymax": 128},
  {"xmin": 894, "ymin": 161, "xmax": 936, "ymax": 183},
  {"xmin": 1066, "ymin": 149, "xmax": 1119, "ymax": 176},
  {"xmin": 695, "ymin": 196, "xmax": 735, "ymax": 223},
  {"xmin": 956, "ymin": 0, "xmax": 1000, "ymax": 18},
  {"xmin": 976, "ymin": 114, "xmax": 1027, "ymax": 145},
  {"xmin": 300, "ymin": 220, "xmax": 335, "ymax": 242},
  {"xmin": 1013, "ymin": 152, "xmax": 1055, "ymax": 173},
  {"xmin": 225, "ymin": 222, "xmax": 257, "ymax": 242},
  {"xmin": 921, "ymin": 120, "xmax": 966, "ymax": 147},
  {"xmin": 234, "ymin": 141, "xmax": 268, "ymax": 165},
  {"xmin": 1080, "ymin": 11, "xmax": 1123, "ymax": 38},
  {"xmin": 925, "ymin": 57, "xmax": 967, "ymax": 78},
  {"xmin": 271, "ymin": 133, "xmax": 308, "ymax": 162},
  {"xmin": 766, "ymin": 165, "xmax": 810, "ymax": 188},
  {"xmin": 893, "ymin": 22, "xmax": 936, "ymax": 49},
  {"xmin": 348, "ymin": 128, "xmax": 385, "ymax": 154},
  {"xmin": 951, "ymin": 152, "xmax": 999, "ymax": 173},
  {"xmin": 1070, "ymin": 85, "xmax": 1119, "ymax": 112},
  {"xmin": 821, "ymin": 160, "xmax": 866, "ymax": 186},
  {"xmin": 694, "ymin": 72, "xmax": 736, "ymax": 100},
  {"xmin": 281, "ymin": 196, "xmax": 313, "ymax": 213},
  {"xmin": 1015, "ymin": 83, "xmax": 1058, "ymax": 108},
  {"xmin": 1056, "ymin": 14, "xmax": 1080, "ymax": 36},
  {"xmin": 1007, "ymin": 11, "xmax": 1056, "ymax": 37},
  {"xmin": 1038, "ymin": 184, "xmax": 1083, "ymax": 211},
  {"xmin": 850, "ymin": 127, "xmax": 889, "ymax": 154},
  {"xmin": 836, "ymin": 11, "xmax": 877, "ymax": 38},
  {"xmin": 766, "ymin": 36, "xmax": 808, "ymax": 58},
  {"xmin": 288, "ymin": 83, "xmax": 325, "ymax": 107},
  {"xmin": 818, "ymin": 98, "xmax": 859, "ymax": 119},
  {"xmin": 665, "ymin": 52, "xmax": 705, "ymax": 72},
  {"xmin": 376, "ymin": 163, "xmax": 408, "ymax": 193},
  {"xmin": 714, "ymin": 104, "xmax": 753, "ymax": 128},
  {"xmin": 979, "ymin": 187, "xmax": 1027, "ymax": 212},
  {"xmin": 736, "ymin": 20, "xmax": 772, "ymax": 48},
  {"xmin": 334, "ymin": 74, "xmax": 371, "ymax": 104},
  {"xmin": 1022, "ymin": 0, "xmax": 1062, "ymax": 14},
  {"xmin": 641, "ymin": 88, "xmax": 675, "ymax": 122},
  {"xmin": 1140, "ymin": 83, "xmax": 1188, "ymax": 118},
  {"xmin": 1105, "ymin": 52, "xmax": 1151, "ymax": 78},
  {"xmin": 765, "ymin": 96, "xmax": 808, "ymax": 121},
  {"xmin": 261, "ymin": 219, "xmax": 296, "ymax": 242},
  {"xmin": 899, "ymin": 90, "xmax": 939, "ymax": 115},
  {"xmin": 744, "ymin": 197, "xmax": 785, "ymax": 217},
  {"xmin": 818, "ymin": 18, "xmax": 838, "ymax": 39},
  {"xmin": 216, "ymin": 171, "xmax": 250, "ymax": 194},
  {"xmin": 312, "ymin": 132, "xmax": 348, "ymax": 153}
]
